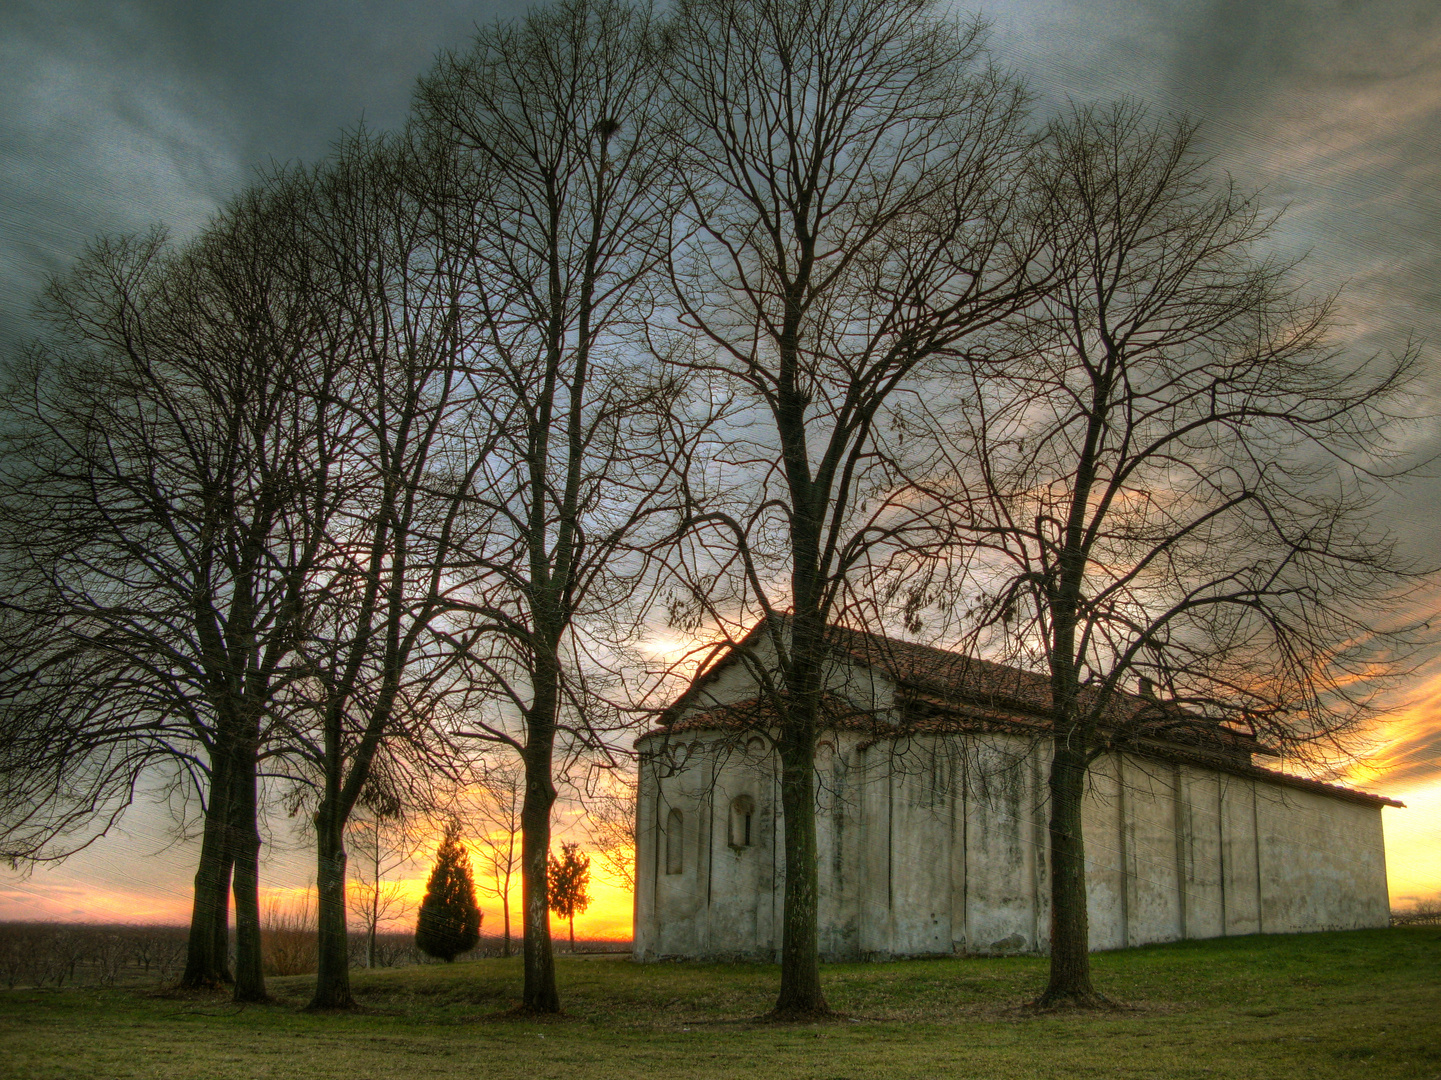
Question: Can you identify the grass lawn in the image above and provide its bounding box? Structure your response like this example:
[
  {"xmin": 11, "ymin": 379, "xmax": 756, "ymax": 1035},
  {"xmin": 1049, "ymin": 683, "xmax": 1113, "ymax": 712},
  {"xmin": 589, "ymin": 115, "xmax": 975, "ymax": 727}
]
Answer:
[{"xmin": 1, "ymin": 928, "xmax": 1436, "ymax": 1080}]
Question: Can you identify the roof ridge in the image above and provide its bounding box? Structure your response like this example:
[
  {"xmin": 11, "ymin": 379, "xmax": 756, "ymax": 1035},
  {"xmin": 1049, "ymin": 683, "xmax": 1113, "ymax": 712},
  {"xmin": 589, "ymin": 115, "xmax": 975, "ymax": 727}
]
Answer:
[
  {"xmin": 665, "ymin": 617, "xmax": 1263, "ymax": 752},
  {"xmin": 636, "ymin": 700, "xmax": 1402, "ymax": 809}
]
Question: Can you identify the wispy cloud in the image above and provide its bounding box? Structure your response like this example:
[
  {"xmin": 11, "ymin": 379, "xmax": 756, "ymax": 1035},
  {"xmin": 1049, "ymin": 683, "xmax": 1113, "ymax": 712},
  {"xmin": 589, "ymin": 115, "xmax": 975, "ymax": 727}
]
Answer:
[{"xmin": 1348, "ymin": 666, "xmax": 1441, "ymax": 792}]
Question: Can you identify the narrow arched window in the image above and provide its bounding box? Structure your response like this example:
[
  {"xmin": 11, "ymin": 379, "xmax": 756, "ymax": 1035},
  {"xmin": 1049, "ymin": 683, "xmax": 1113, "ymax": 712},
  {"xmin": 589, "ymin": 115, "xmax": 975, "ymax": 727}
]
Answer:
[
  {"xmin": 665, "ymin": 808, "xmax": 684, "ymax": 874},
  {"xmin": 728, "ymin": 795, "xmax": 755, "ymax": 848}
]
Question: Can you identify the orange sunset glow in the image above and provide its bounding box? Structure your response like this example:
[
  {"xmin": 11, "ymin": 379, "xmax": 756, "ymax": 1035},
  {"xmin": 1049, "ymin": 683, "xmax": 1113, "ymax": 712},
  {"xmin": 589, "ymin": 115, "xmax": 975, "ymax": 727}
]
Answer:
[
  {"xmin": 1341, "ymin": 665, "xmax": 1441, "ymax": 910},
  {"xmin": 0, "ymin": 810, "xmax": 639, "ymax": 941},
  {"xmin": 4, "ymin": 619, "xmax": 1441, "ymax": 929},
  {"xmin": 4, "ymin": 633, "xmax": 1441, "ymax": 929},
  {"xmin": 4, "ymin": 677, "xmax": 1438, "ymax": 932},
  {"xmin": 372, "ymin": 857, "xmax": 635, "ymax": 943},
  {"xmin": 256, "ymin": 850, "xmax": 636, "ymax": 943},
  {"xmin": 1, "ymin": 0, "xmax": 1440, "ymax": 959}
]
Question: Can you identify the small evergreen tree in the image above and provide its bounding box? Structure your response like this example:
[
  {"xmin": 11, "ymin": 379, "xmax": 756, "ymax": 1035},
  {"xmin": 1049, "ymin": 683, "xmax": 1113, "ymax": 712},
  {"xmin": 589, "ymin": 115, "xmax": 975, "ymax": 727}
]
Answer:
[
  {"xmin": 547, "ymin": 842, "xmax": 591, "ymax": 949},
  {"xmin": 415, "ymin": 822, "xmax": 481, "ymax": 962}
]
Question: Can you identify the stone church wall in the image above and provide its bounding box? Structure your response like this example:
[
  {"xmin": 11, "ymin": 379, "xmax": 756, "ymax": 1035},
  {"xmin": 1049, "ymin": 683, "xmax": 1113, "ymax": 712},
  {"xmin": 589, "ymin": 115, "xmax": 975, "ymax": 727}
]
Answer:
[{"xmin": 634, "ymin": 728, "xmax": 1391, "ymax": 961}]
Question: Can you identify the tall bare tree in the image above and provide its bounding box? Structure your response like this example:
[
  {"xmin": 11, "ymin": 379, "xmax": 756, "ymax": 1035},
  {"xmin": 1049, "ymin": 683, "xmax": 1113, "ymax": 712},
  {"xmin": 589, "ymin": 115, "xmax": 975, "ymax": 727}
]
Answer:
[
  {"xmin": 662, "ymin": 0, "xmax": 1039, "ymax": 1016},
  {"xmin": 278, "ymin": 127, "xmax": 494, "ymax": 1011},
  {"xmin": 414, "ymin": 0, "xmax": 686, "ymax": 1013},
  {"xmin": 903, "ymin": 102, "xmax": 1422, "ymax": 1006},
  {"xmin": 0, "ymin": 173, "xmax": 343, "ymax": 1002}
]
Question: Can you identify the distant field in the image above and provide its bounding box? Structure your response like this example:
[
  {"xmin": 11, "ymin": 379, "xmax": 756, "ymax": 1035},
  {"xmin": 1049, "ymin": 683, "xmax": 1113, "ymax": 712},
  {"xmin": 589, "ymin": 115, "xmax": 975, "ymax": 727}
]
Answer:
[{"xmin": 1, "ymin": 928, "xmax": 1436, "ymax": 1080}]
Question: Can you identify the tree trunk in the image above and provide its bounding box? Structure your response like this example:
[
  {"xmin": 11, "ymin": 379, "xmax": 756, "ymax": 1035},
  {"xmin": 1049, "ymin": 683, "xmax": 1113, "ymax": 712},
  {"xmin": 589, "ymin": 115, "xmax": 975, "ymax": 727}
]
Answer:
[
  {"xmin": 519, "ymin": 742, "xmax": 559, "ymax": 1012},
  {"xmin": 1037, "ymin": 736, "xmax": 1105, "ymax": 1007},
  {"xmin": 772, "ymin": 729, "xmax": 829, "ymax": 1018},
  {"xmin": 502, "ymin": 889, "xmax": 511, "ymax": 958},
  {"xmin": 568, "ymin": 915, "xmax": 574, "ymax": 950},
  {"xmin": 181, "ymin": 748, "xmax": 233, "ymax": 989},
  {"xmin": 366, "ymin": 824, "xmax": 380, "ymax": 968},
  {"xmin": 230, "ymin": 738, "xmax": 267, "ymax": 1003},
  {"xmin": 213, "ymin": 845, "xmax": 234, "ymax": 984},
  {"xmin": 307, "ymin": 806, "xmax": 354, "ymax": 1010}
]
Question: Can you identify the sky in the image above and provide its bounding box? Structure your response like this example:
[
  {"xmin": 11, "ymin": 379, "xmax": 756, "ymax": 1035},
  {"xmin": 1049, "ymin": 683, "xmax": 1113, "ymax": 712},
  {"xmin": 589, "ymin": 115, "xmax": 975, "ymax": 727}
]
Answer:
[{"xmin": 0, "ymin": 0, "xmax": 1439, "ymax": 933}]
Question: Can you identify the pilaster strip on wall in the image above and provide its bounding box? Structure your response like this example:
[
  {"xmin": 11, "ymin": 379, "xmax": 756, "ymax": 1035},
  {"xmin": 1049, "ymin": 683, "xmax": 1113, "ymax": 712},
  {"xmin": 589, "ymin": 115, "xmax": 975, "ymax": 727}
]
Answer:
[
  {"xmin": 1173, "ymin": 763, "xmax": 1188, "ymax": 941},
  {"xmin": 1217, "ymin": 774, "xmax": 1228, "ymax": 936},
  {"xmin": 1118, "ymin": 754, "xmax": 1131, "ymax": 948},
  {"xmin": 1252, "ymin": 779, "xmax": 1264, "ymax": 935}
]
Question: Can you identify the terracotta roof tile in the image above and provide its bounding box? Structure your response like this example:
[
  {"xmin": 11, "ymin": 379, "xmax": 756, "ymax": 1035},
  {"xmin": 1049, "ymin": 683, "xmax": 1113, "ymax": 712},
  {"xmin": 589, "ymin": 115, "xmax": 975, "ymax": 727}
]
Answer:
[
  {"xmin": 825, "ymin": 624, "xmax": 1262, "ymax": 751},
  {"xmin": 640, "ymin": 619, "xmax": 1400, "ymax": 809},
  {"xmin": 636, "ymin": 696, "xmax": 1402, "ymax": 808},
  {"xmin": 659, "ymin": 619, "xmax": 1263, "ymax": 755}
]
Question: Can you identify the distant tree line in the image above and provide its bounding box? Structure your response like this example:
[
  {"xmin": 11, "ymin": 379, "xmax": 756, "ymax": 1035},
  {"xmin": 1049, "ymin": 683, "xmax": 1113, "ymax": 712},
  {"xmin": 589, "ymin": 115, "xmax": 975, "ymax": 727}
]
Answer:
[
  {"xmin": 0, "ymin": 0, "xmax": 1422, "ymax": 1018},
  {"xmin": 0, "ymin": 918, "xmax": 562, "ymax": 990},
  {"xmin": 0, "ymin": 924, "xmax": 189, "ymax": 989}
]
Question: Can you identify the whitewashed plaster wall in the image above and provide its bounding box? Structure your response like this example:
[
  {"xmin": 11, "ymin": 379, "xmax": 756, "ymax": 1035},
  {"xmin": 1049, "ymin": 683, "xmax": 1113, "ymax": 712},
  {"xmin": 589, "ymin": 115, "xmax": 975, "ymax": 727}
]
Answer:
[{"xmin": 633, "ymin": 729, "xmax": 1391, "ymax": 961}]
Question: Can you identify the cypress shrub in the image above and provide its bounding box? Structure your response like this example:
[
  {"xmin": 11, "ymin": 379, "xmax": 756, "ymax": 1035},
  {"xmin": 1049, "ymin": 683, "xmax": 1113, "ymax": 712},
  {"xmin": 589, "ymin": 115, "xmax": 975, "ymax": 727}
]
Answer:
[{"xmin": 415, "ymin": 822, "xmax": 481, "ymax": 962}]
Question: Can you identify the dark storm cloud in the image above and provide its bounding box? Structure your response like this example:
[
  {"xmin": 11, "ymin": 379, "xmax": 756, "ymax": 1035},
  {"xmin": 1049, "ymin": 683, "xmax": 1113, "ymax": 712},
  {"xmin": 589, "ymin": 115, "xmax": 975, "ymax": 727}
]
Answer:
[
  {"xmin": 5, "ymin": 0, "xmax": 1439, "ymax": 653},
  {"xmin": 1160, "ymin": 1, "xmax": 1441, "ymax": 556},
  {"xmin": 120, "ymin": 0, "xmax": 527, "ymax": 166},
  {"xmin": 1154, "ymin": 1, "xmax": 1441, "ymax": 769},
  {"xmin": 0, "ymin": 0, "xmax": 526, "ymax": 345},
  {"xmin": 1161, "ymin": 0, "xmax": 1441, "ymax": 323},
  {"xmin": 986, "ymin": 0, "xmax": 1441, "ymax": 328},
  {"xmin": 987, "ymin": 0, "xmax": 1441, "ymax": 581}
]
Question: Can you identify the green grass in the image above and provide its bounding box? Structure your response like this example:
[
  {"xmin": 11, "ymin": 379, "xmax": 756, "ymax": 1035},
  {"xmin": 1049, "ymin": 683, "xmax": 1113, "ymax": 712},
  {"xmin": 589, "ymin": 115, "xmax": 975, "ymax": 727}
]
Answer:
[{"xmin": 1, "ymin": 928, "xmax": 1437, "ymax": 1080}]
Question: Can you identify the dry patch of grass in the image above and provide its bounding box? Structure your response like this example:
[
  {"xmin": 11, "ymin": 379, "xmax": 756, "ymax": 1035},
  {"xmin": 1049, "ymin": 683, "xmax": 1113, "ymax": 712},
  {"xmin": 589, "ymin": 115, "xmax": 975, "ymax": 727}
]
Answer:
[{"xmin": 0, "ymin": 928, "xmax": 1437, "ymax": 1080}]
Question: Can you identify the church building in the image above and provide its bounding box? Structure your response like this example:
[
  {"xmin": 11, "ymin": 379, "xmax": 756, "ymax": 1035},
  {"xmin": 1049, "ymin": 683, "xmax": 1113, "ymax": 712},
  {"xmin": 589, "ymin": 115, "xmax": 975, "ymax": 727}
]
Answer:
[{"xmin": 633, "ymin": 622, "xmax": 1398, "ymax": 961}]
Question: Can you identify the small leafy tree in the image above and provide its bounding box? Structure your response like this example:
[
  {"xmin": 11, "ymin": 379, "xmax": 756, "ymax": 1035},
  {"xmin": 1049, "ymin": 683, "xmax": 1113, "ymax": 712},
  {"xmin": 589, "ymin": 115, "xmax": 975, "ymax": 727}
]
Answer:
[
  {"xmin": 415, "ymin": 823, "xmax": 482, "ymax": 962},
  {"xmin": 547, "ymin": 843, "xmax": 592, "ymax": 949}
]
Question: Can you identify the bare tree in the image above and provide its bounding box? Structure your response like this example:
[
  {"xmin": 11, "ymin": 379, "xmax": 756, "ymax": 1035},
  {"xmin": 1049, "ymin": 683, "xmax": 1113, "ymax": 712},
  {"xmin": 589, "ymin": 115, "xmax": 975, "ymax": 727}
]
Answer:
[
  {"xmin": 414, "ymin": 0, "xmax": 686, "ymax": 1013},
  {"xmin": 582, "ymin": 767, "xmax": 636, "ymax": 892},
  {"xmin": 464, "ymin": 758, "xmax": 523, "ymax": 957},
  {"xmin": 346, "ymin": 808, "xmax": 420, "ymax": 968},
  {"xmin": 903, "ymin": 102, "xmax": 1422, "ymax": 1006},
  {"xmin": 278, "ymin": 127, "xmax": 494, "ymax": 1011},
  {"xmin": 0, "ymin": 602, "xmax": 168, "ymax": 870},
  {"xmin": 0, "ymin": 171, "xmax": 344, "ymax": 1002},
  {"xmin": 661, "ymin": 0, "xmax": 1039, "ymax": 1017}
]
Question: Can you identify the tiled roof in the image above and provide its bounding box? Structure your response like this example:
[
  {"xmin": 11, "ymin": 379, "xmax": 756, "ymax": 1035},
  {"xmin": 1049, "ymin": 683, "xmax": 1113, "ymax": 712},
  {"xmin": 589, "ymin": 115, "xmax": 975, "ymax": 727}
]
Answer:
[
  {"xmin": 639, "ymin": 618, "xmax": 1402, "ymax": 809},
  {"xmin": 637, "ymin": 695, "xmax": 1403, "ymax": 809},
  {"xmin": 825, "ymin": 623, "xmax": 1264, "ymax": 753},
  {"xmin": 1228, "ymin": 763, "xmax": 1403, "ymax": 808},
  {"xmin": 657, "ymin": 618, "xmax": 1263, "ymax": 756},
  {"xmin": 827, "ymin": 624, "xmax": 1058, "ymax": 714}
]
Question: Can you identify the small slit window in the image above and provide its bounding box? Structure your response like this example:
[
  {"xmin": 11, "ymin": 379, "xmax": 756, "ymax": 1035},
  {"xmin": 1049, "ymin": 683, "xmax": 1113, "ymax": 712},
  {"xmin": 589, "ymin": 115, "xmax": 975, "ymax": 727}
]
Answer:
[
  {"xmin": 665, "ymin": 808, "xmax": 684, "ymax": 874},
  {"xmin": 728, "ymin": 795, "xmax": 755, "ymax": 848}
]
